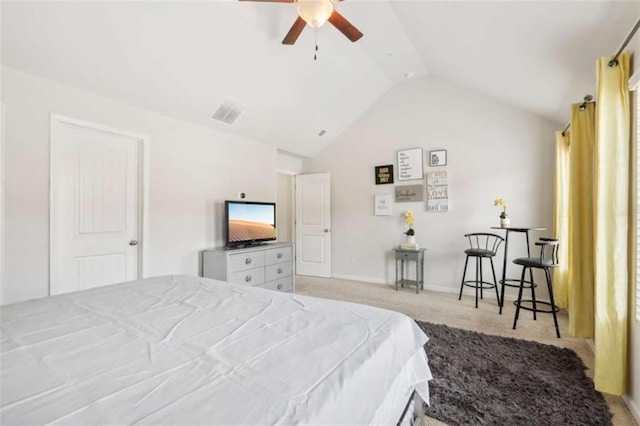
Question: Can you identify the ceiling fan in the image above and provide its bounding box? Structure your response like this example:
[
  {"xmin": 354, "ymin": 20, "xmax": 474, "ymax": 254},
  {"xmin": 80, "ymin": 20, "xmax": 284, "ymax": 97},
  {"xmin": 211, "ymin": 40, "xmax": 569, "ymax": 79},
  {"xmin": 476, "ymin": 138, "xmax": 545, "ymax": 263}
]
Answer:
[{"xmin": 239, "ymin": 0, "xmax": 363, "ymax": 45}]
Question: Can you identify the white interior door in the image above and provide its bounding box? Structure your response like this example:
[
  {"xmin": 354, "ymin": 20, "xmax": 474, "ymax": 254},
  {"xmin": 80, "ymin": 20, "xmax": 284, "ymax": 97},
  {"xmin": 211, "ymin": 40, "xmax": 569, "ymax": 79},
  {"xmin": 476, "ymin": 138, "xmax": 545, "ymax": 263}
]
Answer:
[
  {"xmin": 51, "ymin": 116, "xmax": 142, "ymax": 295},
  {"xmin": 295, "ymin": 173, "xmax": 331, "ymax": 277}
]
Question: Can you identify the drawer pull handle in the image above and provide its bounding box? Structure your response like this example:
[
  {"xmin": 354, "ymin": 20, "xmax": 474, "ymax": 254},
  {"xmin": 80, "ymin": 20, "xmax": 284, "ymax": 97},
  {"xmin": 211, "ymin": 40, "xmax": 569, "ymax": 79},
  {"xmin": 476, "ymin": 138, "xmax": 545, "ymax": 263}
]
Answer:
[
  {"xmin": 245, "ymin": 276, "xmax": 252, "ymax": 283},
  {"xmin": 277, "ymin": 253, "xmax": 283, "ymax": 259},
  {"xmin": 245, "ymin": 258, "xmax": 252, "ymax": 265},
  {"xmin": 277, "ymin": 284, "xmax": 283, "ymax": 290},
  {"xmin": 277, "ymin": 268, "xmax": 283, "ymax": 274}
]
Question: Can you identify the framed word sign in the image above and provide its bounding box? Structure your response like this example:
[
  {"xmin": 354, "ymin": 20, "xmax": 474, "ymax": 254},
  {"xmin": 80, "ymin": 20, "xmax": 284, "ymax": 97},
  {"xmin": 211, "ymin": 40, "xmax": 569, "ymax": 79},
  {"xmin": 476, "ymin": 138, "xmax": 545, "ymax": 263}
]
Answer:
[
  {"xmin": 397, "ymin": 148, "xmax": 424, "ymax": 181},
  {"xmin": 375, "ymin": 165, "xmax": 394, "ymax": 185},
  {"xmin": 427, "ymin": 171, "xmax": 449, "ymax": 212},
  {"xmin": 395, "ymin": 185, "xmax": 424, "ymax": 202},
  {"xmin": 429, "ymin": 149, "xmax": 447, "ymax": 167},
  {"xmin": 374, "ymin": 194, "xmax": 392, "ymax": 216}
]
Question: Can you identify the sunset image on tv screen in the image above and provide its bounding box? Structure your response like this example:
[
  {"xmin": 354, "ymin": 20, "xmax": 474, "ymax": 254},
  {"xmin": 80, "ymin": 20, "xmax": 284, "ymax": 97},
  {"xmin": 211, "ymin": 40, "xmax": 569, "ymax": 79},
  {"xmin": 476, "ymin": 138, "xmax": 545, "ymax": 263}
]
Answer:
[{"xmin": 228, "ymin": 203, "xmax": 275, "ymax": 243}]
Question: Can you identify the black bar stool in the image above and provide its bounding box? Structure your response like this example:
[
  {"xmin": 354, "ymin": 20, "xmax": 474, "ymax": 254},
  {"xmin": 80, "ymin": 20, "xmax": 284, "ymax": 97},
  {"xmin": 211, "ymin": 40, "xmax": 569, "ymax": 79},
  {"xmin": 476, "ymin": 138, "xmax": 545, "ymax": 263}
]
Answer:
[
  {"xmin": 458, "ymin": 233, "xmax": 503, "ymax": 308},
  {"xmin": 512, "ymin": 238, "xmax": 561, "ymax": 338}
]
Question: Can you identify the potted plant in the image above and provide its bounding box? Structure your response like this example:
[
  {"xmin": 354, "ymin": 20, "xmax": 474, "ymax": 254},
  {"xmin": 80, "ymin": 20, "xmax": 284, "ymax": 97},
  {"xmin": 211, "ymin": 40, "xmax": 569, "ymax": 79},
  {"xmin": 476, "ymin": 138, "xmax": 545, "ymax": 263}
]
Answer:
[
  {"xmin": 403, "ymin": 210, "xmax": 417, "ymax": 248},
  {"xmin": 494, "ymin": 198, "xmax": 510, "ymax": 227}
]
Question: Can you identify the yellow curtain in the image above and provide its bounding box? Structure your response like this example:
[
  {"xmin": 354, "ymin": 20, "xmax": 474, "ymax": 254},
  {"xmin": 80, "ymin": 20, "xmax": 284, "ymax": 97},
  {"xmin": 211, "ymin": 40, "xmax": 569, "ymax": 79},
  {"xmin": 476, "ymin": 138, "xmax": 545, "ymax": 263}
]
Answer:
[
  {"xmin": 553, "ymin": 130, "xmax": 570, "ymax": 308},
  {"xmin": 567, "ymin": 102, "xmax": 596, "ymax": 338},
  {"xmin": 593, "ymin": 52, "xmax": 630, "ymax": 395}
]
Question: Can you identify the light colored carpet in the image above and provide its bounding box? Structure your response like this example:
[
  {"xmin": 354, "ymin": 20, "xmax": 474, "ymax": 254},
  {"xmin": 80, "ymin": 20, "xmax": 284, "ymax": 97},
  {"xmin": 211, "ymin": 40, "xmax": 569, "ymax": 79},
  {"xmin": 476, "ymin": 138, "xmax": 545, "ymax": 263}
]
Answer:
[{"xmin": 294, "ymin": 275, "xmax": 638, "ymax": 426}]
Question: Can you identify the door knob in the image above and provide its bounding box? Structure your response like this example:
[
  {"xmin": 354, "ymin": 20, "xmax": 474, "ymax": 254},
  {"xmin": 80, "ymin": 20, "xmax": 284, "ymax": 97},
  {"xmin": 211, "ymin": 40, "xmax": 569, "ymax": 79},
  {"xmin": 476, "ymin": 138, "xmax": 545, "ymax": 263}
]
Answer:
[
  {"xmin": 129, "ymin": 240, "xmax": 138, "ymax": 246},
  {"xmin": 324, "ymin": 229, "xmax": 330, "ymax": 233}
]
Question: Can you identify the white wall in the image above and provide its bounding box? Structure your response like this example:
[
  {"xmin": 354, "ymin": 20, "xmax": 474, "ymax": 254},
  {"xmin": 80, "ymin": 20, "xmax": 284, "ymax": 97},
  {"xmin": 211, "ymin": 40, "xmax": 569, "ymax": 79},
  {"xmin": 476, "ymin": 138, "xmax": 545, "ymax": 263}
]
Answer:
[
  {"xmin": 277, "ymin": 151, "xmax": 304, "ymax": 175},
  {"xmin": 1, "ymin": 66, "xmax": 277, "ymax": 304},
  {"xmin": 303, "ymin": 76, "xmax": 558, "ymax": 295}
]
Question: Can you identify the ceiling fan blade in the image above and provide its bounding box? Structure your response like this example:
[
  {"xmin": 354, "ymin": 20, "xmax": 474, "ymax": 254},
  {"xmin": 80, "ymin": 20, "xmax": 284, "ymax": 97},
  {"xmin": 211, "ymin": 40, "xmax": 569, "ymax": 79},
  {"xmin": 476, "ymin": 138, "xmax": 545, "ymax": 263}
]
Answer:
[
  {"xmin": 238, "ymin": 0, "xmax": 294, "ymax": 2},
  {"xmin": 327, "ymin": 10, "xmax": 363, "ymax": 42},
  {"xmin": 282, "ymin": 16, "xmax": 306, "ymax": 45}
]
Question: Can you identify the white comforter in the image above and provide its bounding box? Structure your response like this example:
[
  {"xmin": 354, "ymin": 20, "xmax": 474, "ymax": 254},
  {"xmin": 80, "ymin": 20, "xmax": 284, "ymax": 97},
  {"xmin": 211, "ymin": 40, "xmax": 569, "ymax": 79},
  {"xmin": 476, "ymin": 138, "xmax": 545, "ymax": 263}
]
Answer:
[{"xmin": 0, "ymin": 275, "xmax": 431, "ymax": 425}]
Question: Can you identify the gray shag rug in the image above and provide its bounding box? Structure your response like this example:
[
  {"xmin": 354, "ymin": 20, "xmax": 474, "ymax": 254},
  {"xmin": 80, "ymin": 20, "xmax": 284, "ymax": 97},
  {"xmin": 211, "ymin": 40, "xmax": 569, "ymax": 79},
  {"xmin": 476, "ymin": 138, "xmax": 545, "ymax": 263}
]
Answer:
[{"xmin": 416, "ymin": 321, "xmax": 612, "ymax": 426}]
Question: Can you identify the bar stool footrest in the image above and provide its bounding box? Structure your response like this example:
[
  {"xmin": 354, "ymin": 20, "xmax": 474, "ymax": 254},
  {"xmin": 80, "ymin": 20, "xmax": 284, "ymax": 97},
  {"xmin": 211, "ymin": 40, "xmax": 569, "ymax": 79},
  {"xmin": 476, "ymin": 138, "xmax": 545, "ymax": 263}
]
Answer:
[
  {"xmin": 500, "ymin": 278, "xmax": 537, "ymax": 289},
  {"xmin": 462, "ymin": 280, "xmax": 496, "ymax": 290},
  {"xmin": 513, "ymin": 299, "xmax": 559, "ymax": 314}
]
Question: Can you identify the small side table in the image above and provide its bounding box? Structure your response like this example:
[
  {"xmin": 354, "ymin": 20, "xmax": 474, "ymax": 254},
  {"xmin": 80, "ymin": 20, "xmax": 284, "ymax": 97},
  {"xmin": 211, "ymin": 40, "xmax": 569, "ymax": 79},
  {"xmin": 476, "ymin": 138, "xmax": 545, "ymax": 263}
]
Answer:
[{"xmin": 394, "ymin": 248, "xmax": 426, "ymax": 294}]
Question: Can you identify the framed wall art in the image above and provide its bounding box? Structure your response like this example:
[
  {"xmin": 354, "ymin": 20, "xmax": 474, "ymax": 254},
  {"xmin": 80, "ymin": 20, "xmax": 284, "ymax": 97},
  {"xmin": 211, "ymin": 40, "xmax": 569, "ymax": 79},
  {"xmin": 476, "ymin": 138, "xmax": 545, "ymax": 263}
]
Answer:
[
  {"xmin": 374, "ymin": 194, "xmax": 392, "ymax": 216},
  {"xmin": 427, "ymin": 170, "xmax": 449, "ymax": 212},
  {"xmin": 375, "ymin": 165, "xmax": 394, "ymax": 185},
  {"xmin": 395, "ymin": 185, "xmax": 424, "ymax": 203},
  {"xmin": 397, "ymin": 148, "xmax": 424, "ymax": 181},
  {"xmin": 429, "ymin": 149, "xmax": 447, "ymax": 167}
]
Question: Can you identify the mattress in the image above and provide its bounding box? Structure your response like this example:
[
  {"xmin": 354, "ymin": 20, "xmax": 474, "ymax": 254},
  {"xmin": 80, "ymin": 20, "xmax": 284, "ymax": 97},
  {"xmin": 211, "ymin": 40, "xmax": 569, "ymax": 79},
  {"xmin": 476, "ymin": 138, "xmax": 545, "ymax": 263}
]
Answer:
[{"xmin": 0, "ymin": 275, "xmax": 431, "ymax": 425}]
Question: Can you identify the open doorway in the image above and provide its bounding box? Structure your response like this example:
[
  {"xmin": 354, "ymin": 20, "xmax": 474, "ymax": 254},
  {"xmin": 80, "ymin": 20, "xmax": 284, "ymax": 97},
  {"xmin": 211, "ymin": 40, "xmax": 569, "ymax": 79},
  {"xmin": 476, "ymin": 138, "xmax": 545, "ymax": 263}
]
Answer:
[{"xmin": 276, "ymin": 172, "xmax": 295, "ymax": 243}]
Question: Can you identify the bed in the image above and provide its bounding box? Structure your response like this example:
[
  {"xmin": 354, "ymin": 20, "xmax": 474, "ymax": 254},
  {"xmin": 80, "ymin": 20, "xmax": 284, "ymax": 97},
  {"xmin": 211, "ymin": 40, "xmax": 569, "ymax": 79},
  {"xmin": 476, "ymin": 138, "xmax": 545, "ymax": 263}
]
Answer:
[{"xmin": 0, "ymin": 275, "xmax": 431, "ymax": 425}]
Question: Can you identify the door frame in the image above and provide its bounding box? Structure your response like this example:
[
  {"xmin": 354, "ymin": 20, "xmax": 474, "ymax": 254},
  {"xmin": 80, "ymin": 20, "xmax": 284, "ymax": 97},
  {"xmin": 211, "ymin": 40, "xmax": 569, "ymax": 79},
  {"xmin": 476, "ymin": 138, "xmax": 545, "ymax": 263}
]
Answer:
[{"xmin": 49, "ymin": 114, "xmax": 150, "ymax": 294}]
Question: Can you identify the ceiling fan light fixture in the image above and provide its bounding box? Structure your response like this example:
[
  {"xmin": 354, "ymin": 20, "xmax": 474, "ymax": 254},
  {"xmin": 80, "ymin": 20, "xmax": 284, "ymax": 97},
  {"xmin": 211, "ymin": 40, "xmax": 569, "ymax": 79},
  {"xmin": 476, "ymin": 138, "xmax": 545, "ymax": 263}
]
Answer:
[{"xmin": 297, "ymin": 0, "xmax": 334, "ymax": 28}]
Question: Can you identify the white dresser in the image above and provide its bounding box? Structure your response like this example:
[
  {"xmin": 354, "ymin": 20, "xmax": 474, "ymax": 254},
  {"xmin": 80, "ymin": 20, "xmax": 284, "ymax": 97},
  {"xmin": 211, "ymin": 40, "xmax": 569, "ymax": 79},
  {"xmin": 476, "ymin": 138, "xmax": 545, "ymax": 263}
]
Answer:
[{"xmin": 202, "ymin": 243, "xmax": 294, "ymax": 292}]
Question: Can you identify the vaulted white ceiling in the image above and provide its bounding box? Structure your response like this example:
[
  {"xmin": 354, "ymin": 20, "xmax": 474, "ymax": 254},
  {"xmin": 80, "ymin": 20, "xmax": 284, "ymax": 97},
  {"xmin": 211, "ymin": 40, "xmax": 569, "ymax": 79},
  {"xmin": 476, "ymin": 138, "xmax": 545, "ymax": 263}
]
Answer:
[{"xmin": 2, "ymin": 1, "xmax": 638, "ymax": 157}]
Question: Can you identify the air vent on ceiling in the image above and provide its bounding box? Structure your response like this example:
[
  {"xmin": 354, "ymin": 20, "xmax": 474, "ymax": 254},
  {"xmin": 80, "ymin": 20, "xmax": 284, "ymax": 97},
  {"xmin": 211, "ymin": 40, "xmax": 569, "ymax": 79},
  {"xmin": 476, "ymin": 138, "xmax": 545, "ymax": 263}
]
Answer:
[{"xmin": 210, "ymin": 97, "xmax": 246, "ymax": 125}]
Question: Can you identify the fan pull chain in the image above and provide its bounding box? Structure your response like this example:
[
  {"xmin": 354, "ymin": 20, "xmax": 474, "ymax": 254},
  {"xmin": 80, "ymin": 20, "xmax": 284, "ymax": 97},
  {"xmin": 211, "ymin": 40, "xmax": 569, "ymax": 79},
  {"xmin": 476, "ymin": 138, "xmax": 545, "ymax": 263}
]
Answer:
[{"xmin": 314, "ymin": 30, "xmax": 318, "ymax": 61}]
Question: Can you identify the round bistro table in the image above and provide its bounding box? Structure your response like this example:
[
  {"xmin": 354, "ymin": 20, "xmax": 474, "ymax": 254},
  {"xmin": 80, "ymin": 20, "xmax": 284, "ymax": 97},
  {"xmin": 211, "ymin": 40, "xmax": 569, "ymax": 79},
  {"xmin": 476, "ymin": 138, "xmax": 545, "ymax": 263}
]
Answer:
[{"xmin": 490, "ymin": 226, "xmax": 546, "ymax": 314}]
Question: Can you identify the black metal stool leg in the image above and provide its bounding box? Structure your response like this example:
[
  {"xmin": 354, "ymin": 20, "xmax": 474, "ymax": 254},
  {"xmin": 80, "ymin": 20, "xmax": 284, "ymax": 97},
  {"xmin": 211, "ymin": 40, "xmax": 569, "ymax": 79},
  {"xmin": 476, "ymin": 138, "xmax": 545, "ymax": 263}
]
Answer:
[
  {"xmin": 474, "ymin": 257, "xmax": 479, "ymax": 308},
  {"xmin": 513, "ymin": 266, "xmax": 527, "ymax": 330},
  {"xmin": 530, "ymin": 269, "xmax": 537, "ymax": 321},
  {"xmin": 459, "ymin": 256, "xmax": 469, "ymax": 300},
  {"xmin": 490, "ymin": 257, "xmax": 500, "ymax": 306},
  {"xmin": 479, "ymin": 257, "xmax": 484, "ymax": 300},
  {"xmin": 545, "ymin": 268, "xmax": 561, "ymax": 338}
]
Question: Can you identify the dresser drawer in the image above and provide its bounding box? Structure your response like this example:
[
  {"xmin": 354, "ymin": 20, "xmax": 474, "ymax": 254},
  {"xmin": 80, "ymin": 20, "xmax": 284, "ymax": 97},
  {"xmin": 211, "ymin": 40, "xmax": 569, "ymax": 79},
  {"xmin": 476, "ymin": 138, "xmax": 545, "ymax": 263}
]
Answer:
[
  {"xmin": 265, "ymin": 246, "xmax": 293, "ymax": 265},
  {"xmin": 396, "ymin": 251, "xmax": 421, "ymax": 262},
  {"xmin": 258, "ymin": 276, "xmax": 293, "ymax": 293},
  {"xmin": 265, "ymin": 262, "xmax": 293, "ymax": 282},
  {"xmin": 228, "ymin": 267, "xmax": 265, "ymax": 286},
  {"xmin": 227, "ymin": 251, "xmax": 265, "ymax": 272}
]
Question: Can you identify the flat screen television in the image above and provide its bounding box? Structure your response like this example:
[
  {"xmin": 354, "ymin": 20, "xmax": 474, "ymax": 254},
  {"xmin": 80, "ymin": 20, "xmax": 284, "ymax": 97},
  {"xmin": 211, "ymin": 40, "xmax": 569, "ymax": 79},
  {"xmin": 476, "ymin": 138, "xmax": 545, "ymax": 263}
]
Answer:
[{"xmin": 224, "ymin": 200, "xmax": 277, "ymax": 248}]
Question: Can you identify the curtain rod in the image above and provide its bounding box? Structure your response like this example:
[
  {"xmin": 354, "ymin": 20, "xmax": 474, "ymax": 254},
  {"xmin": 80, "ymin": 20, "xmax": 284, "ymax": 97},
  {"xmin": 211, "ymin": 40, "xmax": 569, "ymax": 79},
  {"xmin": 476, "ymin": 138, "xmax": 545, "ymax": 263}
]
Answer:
[
  {"xmin": 561, "ymin": 95, "xmax": 594, "ymax": 136},
  {"xmin": 608, "ymin": 18, "xmax": 640, "ymax": 67},
  {"xmin": 560, "ymin": 18, "xmax": 639, "ymax": 135}
]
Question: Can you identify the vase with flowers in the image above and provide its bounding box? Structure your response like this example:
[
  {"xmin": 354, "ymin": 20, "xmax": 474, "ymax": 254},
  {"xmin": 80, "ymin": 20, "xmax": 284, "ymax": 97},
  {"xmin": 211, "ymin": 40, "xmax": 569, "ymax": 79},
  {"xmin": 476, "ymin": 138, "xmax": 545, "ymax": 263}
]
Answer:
[
  {"xmin": 494, "ymin": 198, "xmax": 510, "ymax": 228},
  {"xmin": 402, "ymin": 210, "xmax": 418, "ymax": 249}
]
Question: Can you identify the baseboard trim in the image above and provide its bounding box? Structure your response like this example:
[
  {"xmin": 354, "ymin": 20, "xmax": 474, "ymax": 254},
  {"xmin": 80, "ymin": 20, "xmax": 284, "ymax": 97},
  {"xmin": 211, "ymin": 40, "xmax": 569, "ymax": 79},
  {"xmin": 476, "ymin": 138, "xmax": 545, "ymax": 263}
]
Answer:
[
  {"xmin": 330, "ymin": 274, "xmax": 460, "ymax": 295},
  {"xmin": 423, "ymin": 284, "xmax": 459, "ymax": 294},
  {"xmin": 624, "ymin": 395, "xmax": 640, "ymax": 425},
  {"xmin": 331, "ymin": 274, "xmax": 387, "ymax": 285}
]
